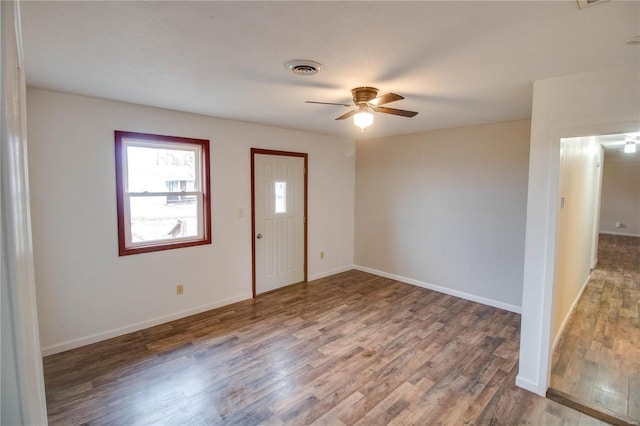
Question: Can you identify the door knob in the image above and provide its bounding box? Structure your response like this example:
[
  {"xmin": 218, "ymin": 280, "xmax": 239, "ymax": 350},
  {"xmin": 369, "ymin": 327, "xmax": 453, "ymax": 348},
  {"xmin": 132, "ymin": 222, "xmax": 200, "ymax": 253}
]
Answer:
[{"xmin": 256, "ymin": 233, "xmax": 263, "ymax": 239}]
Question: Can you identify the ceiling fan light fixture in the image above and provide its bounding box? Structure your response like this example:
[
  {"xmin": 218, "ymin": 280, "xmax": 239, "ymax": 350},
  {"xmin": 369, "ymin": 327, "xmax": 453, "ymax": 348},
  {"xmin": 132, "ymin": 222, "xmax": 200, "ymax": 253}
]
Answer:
[
  {"xmin": 624, "ymin": 35, "xmax": 640, "ymax": 45},
  {"xmin": 354, "ymin": 110, "xmax": 374, "ymax": 132},
  {"xmin": 624, "ymin": 140, "xmax": 637, "ymax": 153},
  {"xmin": 305, "ymin": 86, "xmax": 417, "ymax": 131}
]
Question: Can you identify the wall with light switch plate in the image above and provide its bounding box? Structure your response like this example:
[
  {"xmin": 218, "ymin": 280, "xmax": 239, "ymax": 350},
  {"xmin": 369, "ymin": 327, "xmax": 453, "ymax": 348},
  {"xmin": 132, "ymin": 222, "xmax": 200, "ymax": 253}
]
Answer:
[
  {"xmin": 27, "ymin": 88, "xmax": 355, "ymax": 355},
  {"xmin": 518, "ymin": 64, "xmax": 640, "ymax": 397},
  {"xmin": 552, "ymin": 136, "xmax": 604, "ymax": 349}
]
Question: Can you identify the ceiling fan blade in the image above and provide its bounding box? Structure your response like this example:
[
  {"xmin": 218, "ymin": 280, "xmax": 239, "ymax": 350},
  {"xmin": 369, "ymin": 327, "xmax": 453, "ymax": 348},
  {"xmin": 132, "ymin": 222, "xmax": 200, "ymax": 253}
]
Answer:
[
  {"xmin": 305, "ymin": 101, "xmax": 352, "ymax": 107},
  {"xmin": 369, "ymin": 93, "xmax": 404, "ymax": 106},
  {"xmin": 335, "ymin": 110, "xmax": 357, "ymax": 120},
  {"xmin": 373, "ymin": 106, "xmax": 418, "ymax": 117}
]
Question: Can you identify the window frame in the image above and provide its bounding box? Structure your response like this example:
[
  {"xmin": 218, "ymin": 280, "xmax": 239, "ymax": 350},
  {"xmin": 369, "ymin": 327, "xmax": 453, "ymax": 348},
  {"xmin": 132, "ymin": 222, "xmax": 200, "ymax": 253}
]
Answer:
[{"xmin": 115, "ymin": 131, "xmax": 211, "ymax": 256}]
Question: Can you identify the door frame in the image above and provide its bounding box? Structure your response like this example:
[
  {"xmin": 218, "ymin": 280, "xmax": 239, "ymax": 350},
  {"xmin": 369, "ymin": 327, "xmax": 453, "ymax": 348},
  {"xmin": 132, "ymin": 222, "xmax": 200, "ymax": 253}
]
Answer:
[
  {"xmin": 251, "ymin": 148, "xmax": 308, "ymax": 297},
  {"xmin": 518, "ymin": 121, "xmax": 640, "ymax": 396}
]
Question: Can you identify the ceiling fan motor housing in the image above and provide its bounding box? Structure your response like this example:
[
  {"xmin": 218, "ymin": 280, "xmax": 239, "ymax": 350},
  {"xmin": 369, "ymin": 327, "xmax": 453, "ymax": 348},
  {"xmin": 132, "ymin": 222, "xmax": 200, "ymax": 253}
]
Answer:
[
  {"xmin": 305, "ymin": 87, "xmax": 418, "ymax": 121},
  {"xmin": 352, "ymin": 87, "xmax": 379, "ymax": 105}
]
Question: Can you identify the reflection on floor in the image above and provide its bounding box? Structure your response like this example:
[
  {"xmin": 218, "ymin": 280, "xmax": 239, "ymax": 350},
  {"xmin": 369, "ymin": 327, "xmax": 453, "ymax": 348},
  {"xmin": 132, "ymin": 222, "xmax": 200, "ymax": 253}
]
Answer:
[{"xmin": 551, "ymin": 234, "xmax": 640, "ymax": 422}]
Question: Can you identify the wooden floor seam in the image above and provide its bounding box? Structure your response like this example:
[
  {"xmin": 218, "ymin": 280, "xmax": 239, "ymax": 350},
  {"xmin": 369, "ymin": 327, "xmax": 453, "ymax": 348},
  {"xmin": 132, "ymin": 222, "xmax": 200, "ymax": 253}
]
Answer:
[
  {"xmin": 547, "ymin": 387, "xmax": 639, "ymax": 426},
  {"xmin": 550, "ymin": 234, "xmax": 640, "ymax": 423}
]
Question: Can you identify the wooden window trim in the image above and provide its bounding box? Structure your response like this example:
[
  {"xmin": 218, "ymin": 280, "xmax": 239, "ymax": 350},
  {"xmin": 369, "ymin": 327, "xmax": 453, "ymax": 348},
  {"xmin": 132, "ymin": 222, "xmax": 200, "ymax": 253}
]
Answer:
[{"xmin": 115, "ymin": 131, "xmax": 211, "ymax": 256}]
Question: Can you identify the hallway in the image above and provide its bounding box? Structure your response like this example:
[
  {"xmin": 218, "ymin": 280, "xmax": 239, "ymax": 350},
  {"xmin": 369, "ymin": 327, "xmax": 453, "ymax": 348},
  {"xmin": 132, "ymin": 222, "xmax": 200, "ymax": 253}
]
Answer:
[{"xmin": 551, "ymin": 234, "xmax": 640, "ymax": 421}]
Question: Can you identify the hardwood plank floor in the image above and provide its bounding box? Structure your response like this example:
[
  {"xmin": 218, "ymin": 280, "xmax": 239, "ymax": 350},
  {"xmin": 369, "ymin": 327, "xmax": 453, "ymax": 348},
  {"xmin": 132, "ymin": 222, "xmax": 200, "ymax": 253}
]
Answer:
[
  {"xmin": 551, "ymin": 234, "xmax": 640, "ymax": 422},
  {"xmin": 44, "ymin": 270, "xmax": 602, "ymax": 425}
]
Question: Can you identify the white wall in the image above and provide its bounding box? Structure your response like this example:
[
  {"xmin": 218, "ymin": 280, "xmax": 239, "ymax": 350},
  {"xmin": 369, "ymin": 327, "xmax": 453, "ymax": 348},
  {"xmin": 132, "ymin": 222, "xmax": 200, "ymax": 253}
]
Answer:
[
  {"xmin": 1, "ymin": 1, "xmax": 48, "ymax": 423},
  {"xmin": 599, "ymin": 149, "xmax": 640, "ymax": 236},
  {"xmin": 354, "ymin": 120, "xmax": 531, "ymax": 312},
  {"xmin": 27, "ymin": 88, "xmax": 355, "ymax": 355},
  {"xmin": 518, "ymin": 64, "xmax": 640, "ymax": 396},
  {"xmin": 552, "ymin": 136, "xmax": 603, "ymax": 347}
]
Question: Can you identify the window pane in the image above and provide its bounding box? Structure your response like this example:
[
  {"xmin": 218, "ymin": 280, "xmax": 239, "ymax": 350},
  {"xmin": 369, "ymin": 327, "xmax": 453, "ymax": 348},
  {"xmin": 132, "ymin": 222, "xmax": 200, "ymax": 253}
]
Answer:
[
  {"xmin": 127, "ymin": 146, "xmax": 196, "ymax": 193},
  {"xmin": 129, "ymin": 196, "xmax": 199, "ymax": 244},
  {"xmin": 275, "ymin": 181, "xmax": 286, "ymax": 213},
  {"xmin": 116, "ymin": 131, "xmax": 210, "ymax": 255}
]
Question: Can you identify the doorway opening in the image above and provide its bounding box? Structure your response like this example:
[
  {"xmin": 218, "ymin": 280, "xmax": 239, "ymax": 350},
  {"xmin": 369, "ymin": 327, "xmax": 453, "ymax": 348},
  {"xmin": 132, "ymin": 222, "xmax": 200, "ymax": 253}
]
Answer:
[{"xmin": 547, "ymin": 132, "xmax": 640, "ymax": 423}]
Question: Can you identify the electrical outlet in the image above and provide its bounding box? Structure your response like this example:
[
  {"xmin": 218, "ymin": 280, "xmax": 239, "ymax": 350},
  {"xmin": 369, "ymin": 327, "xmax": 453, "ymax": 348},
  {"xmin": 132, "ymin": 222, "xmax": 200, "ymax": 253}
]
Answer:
[
  {"xmin": 176, "ymin": 284, "xmax": 184, "ymax": 295},
  {"xmin": 320, "ymin": 251, "xmax": 324, "ymax": 259}
]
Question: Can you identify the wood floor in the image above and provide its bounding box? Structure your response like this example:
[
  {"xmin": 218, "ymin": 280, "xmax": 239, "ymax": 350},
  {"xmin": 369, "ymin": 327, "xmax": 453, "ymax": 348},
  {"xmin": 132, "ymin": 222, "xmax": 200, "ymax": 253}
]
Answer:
[
  {"xmin": 551, "ymin": 234, "xmax": 640, "ymax": 422},
  {"xmin": 44, "ymin": 270, "xmax": 603, "ymax": 425}
]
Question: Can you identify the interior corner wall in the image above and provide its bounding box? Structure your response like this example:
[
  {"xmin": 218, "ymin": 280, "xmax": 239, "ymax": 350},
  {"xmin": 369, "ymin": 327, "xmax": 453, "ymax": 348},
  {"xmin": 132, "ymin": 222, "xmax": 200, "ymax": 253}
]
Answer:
[
  {"xmin": 599, "ymin": 149, "xmax": 640, "ymax": 236},
  {"xmin": 354, "ymin": 119, "xmax": 531, "ymax": 311},
  {"xmin": 552, "ymin": 136, "xmax": 603, "ymax": 346},
  {"xmin": 518, "ymin": 63, "xmax": 640, "ymax": 396},
  {"xmin": 27, "ymin": 88, "xmax": 355, "ymax": 355}
]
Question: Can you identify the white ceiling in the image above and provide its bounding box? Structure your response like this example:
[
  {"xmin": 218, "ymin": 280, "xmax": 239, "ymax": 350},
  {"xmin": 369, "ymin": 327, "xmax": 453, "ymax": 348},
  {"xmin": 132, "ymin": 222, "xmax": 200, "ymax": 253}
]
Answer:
[{"xmin": 20, "ymin": 1, "xmax": 640, "ymax": 140}]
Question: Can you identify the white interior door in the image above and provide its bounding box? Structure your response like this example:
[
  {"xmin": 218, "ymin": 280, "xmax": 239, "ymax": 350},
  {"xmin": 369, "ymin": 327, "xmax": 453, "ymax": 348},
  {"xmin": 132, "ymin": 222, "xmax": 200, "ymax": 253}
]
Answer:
[{"xmin": 254, "ymin": 153, "xmax": 305, "ymax": 294}]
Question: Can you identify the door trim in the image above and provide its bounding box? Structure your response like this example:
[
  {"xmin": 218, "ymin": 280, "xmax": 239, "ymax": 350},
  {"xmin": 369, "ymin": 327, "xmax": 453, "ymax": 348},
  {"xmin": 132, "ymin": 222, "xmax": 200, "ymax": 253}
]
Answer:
[{"xmin": 251, "ymin": 148, "xmax": 308, "ymax": 297}]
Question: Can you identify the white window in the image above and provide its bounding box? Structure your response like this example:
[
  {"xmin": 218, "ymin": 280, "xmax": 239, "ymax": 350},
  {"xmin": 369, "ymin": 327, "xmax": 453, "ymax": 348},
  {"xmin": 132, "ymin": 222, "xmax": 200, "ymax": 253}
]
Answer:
[
  {"xmin": 274, "ymin": 181, "xmax": 286, "ymax": 213},
  {"xmin": 115, "ymin": 131, "xmax": 211, "ymax": 255}
]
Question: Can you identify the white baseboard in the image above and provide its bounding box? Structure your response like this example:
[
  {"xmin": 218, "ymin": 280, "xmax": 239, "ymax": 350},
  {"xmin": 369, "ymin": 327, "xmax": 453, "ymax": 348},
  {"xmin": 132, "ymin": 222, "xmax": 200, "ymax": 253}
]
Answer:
[
  {"xmin": 42, "ymin": 266, "xmax": 522, "ymax": 356},
  {"xmin": 308, "ymin": 265, "xmax": 354, "ymax": 282},
  {"xmin": 353, "ymin": 265, "xmax": 521, "ymax": 314},
  {"xmin": 600, "ymin": 230, "xmax": 640, "ymax": 238},
  {"xmin": 516, "ymin": 374, "xmax": 545, "ymax": 396},
  {"xmin": 551, "ymin": 274, "xmax": 590, "ymax": 352},
  {"xmin": 41, "ymin": 292, "xmax": 253, "ymax": 356}
]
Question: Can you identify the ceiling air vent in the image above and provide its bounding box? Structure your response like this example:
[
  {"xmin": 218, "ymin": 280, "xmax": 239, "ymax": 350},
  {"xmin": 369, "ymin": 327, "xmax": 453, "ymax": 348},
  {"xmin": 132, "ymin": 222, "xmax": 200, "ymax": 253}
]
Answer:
[
  {"xmin": 577, "ymin": 0, "xmax": 609, "ymax": 9},
  {"xmin": 285, "ymin": 60, "xmax": 324, "ymax": 76}
]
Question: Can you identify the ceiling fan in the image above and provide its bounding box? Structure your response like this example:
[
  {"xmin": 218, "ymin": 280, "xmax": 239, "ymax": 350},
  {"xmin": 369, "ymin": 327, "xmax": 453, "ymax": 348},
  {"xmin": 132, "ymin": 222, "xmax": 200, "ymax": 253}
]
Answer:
[{"xmin": 305, "ymin": 86, "xmax": 418, "ymax": 132}]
